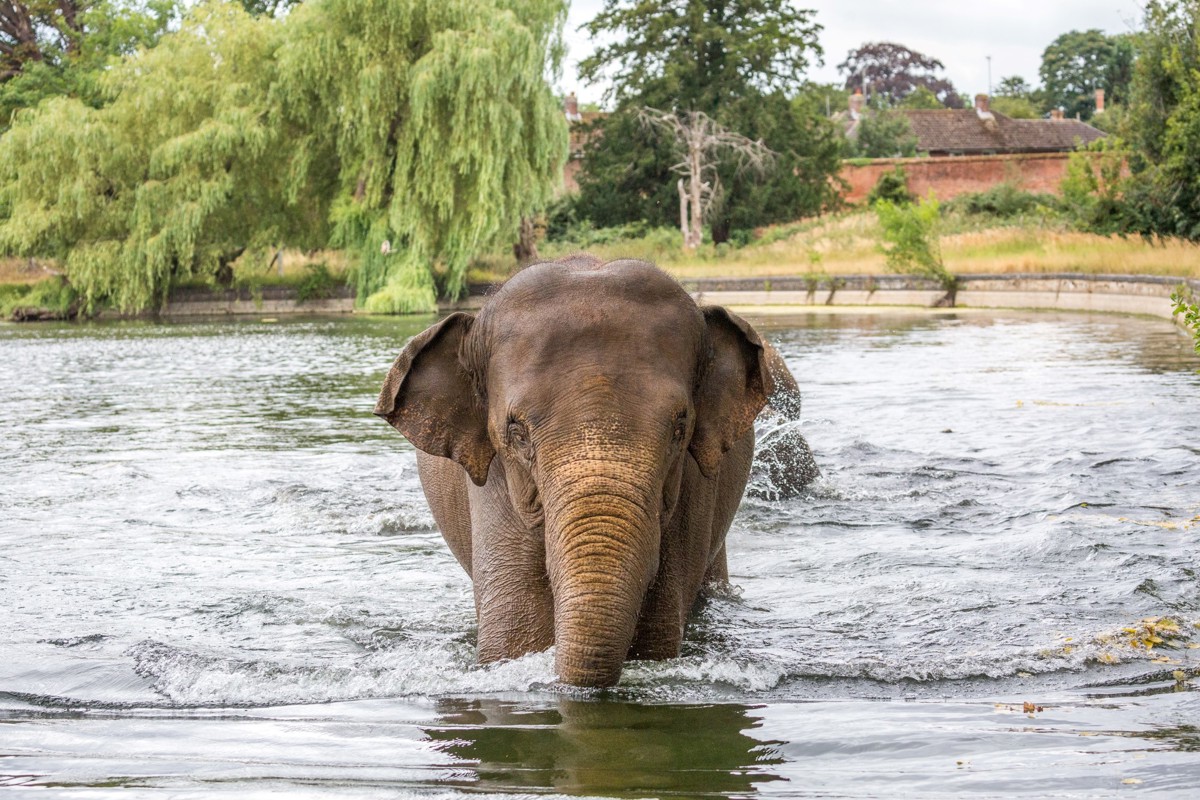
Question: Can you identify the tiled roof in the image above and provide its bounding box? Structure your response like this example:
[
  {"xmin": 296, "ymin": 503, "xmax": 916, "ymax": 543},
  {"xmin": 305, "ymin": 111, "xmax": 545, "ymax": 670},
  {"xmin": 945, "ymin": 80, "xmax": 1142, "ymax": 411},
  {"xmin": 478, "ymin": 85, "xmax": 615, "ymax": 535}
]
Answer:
[{"xmin": 901, "ymin": 110, "xmax": 1106, "ymax": 154}]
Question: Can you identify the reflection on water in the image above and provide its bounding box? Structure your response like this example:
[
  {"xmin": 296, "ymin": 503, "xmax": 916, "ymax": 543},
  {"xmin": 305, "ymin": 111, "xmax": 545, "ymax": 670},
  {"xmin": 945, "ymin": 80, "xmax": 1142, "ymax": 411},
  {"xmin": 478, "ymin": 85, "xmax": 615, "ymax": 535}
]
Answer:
[
  {"xmin": 1, "ymin": 310, "xmax": 1198, "ymax": 796},
  {"xmin": 426, "ymin": 699, "xmax": 783, "ymax": 796}
]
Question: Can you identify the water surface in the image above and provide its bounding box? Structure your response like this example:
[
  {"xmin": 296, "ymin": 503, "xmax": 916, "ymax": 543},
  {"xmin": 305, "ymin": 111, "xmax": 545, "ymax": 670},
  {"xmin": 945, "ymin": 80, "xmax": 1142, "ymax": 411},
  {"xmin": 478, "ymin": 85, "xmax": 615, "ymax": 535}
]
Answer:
[{"xmin": 2, "ymin": 310, "xmax": 1198, "ymax": 797}]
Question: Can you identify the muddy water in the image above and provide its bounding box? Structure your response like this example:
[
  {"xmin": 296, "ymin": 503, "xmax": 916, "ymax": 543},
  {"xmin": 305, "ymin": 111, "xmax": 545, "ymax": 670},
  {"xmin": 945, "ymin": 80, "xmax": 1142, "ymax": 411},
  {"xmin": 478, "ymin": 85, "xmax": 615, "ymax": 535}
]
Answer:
[{"xmin": 1, "ymin": 310, "xmax": 1198, "ymax": 798}]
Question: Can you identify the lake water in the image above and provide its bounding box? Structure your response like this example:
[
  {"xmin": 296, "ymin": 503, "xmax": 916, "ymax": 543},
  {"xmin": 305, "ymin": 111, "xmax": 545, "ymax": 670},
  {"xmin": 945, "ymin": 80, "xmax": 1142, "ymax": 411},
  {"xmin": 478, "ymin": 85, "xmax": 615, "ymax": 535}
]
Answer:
[{"xmin": 1, "ymin": 310, "xmax": 1198, "ymax": 798}]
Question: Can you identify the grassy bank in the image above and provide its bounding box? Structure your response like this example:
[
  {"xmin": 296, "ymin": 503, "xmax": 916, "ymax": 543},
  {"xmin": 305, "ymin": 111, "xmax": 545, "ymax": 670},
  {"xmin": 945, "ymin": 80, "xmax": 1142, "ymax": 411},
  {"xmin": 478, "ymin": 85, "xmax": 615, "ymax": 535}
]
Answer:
[
  {"xmin": 8, "ymin": 211, "xmax": 1199, "ymax": 320},
  {"xmin": 2, "ymin": 251, "xmax": 353, "ymax": 320},
  {"xmin": 469, "ymin": 210, "xmax": 1200, "ymax": 285}
]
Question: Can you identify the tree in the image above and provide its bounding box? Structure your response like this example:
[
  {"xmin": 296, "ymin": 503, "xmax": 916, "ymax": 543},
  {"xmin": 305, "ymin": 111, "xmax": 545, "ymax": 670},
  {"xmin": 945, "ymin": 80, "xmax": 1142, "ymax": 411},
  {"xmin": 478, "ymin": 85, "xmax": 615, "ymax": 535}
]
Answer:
[
  {"xmin": 0, "ymin": 0, "xmax": 569, "ymax": 314},
  {"xmin": 579, "ymin": 0, "xmax": 822, "ymax": 113},
  {"xmin": 1105, "ymin": 33, "xmax": 1138, "ymax": 107},
  {"xmin": 239, "ymin": 0, "xmax": 301, "ymax": 15},
  {"xmin": 573, "ymin": 1, "xmax": 839, "ymax": 242},
  {"xmin": 1117, "ymin": 0, "xmax": 1200, "ymax": 240},
  {"xmin": 838, "ymin": 41, "xmax": 962, "ymax": 108},
  {"xmin": 995, "ymin": 75, "xmax": 1034, "ymax": 99},
  {"xmin": 275, "ymin": 0, "xmax": 568, "ymax": 312},
  {"xmin": 710, "ymin": 89, "xmax": 843, "ymax": 239},
  {"xmin": 991, "ymin": 96, "xmax": 1040, "ymax": 118},
  {"xmin": 0, "ymin": 3, "xmax": 307, "ymax": 311},
  {"xmin": 572, "ymin": 111, "xmax": 680, "ymax": 230},
  {"xmin": 850, "ymin": 110, "xmax": 918, "ymax": 158},
  {"xmin": 991, "ymin": 74, "xmax": 1043, "ymax": 118},
  {"xmin": 898, "ymin": 85, "xmax": 943, "ymax": 109},
  {"xmin": 0, "ymin": 1, "xmax": 177, "ymax": 128},
  {"xmin": 797, "ymin": 81, "xmax": 849, "ymax": 117},
  {"xmin": 1039, "ymin": 29, "xmax": 1134, "ymax": 120},
  {"xmin": 638, "ymin": 107, "xmax": 774, "ymax": 249},
  {"xmin": 1, "ymin": 1, "xmax": 85, "ymax": 81}
]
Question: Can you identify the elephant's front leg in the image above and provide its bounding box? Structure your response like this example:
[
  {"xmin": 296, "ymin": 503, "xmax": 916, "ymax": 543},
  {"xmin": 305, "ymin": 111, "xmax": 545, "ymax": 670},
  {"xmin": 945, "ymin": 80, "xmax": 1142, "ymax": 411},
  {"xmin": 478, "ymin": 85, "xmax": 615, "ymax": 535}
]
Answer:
[
  {"xmin": 628, "ymin": 437, "xmax": 753, "ymax": 661},
  {"xmin": 467, "ymin": 475, "xmax": 554, "ymax": 662}
]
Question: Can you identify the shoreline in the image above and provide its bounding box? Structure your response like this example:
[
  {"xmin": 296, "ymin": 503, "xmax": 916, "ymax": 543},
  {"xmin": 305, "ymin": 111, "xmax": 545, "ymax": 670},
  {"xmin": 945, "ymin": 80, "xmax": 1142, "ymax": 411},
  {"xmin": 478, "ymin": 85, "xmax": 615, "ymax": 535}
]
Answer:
[
  {"xmin": 448, "ymin": 272, "xmax": 1199, "ymax": 323},
  {"xmin": 4, "ymin": 272, "xmax": 1198, "ymax": 325}
]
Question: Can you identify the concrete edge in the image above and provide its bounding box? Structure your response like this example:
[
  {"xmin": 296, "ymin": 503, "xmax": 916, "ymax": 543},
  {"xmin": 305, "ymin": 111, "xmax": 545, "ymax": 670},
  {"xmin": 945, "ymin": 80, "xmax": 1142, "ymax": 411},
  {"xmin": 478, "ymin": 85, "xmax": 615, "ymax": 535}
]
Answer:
[{"xmin": 136, "ymin": 273, "xmax": 1198, "ymax": 324}]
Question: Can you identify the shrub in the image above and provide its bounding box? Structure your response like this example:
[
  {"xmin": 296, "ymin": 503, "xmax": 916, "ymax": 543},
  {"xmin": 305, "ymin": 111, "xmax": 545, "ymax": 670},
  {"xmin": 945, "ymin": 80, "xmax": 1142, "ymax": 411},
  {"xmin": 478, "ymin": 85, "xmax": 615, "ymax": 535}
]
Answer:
[
  {"xmin": 1058, "ymin": 143, "xmax": 1130, "ymax": 234},
  {"xmin": 295, "ymin": 263, "xmax": 338, "ymax": 303},
  {"xmin": 0, "ymin": 277, "xmax": 78, "ymax": 319},
  {"xmin": 867, "ymin": 166, "xmax": 914, "ymax": 206},
  {"xmin": 946, "ymin": 183, "xmax": 1059, "ymax": 218},
  {"xmin": 874, "ymin": 193, "xmax": 956, "ymax": 291},
  {"xmin": 1173, "ymin": 285, "xmax": 1200, "ymax": 355}
]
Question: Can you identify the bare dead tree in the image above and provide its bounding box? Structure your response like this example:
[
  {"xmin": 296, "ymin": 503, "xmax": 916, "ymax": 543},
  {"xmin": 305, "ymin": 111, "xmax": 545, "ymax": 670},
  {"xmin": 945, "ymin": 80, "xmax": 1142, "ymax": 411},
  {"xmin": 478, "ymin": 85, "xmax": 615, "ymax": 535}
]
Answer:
[{"xmin": 638, "ymin": 107, "xmax": 775, "ymax": 250}]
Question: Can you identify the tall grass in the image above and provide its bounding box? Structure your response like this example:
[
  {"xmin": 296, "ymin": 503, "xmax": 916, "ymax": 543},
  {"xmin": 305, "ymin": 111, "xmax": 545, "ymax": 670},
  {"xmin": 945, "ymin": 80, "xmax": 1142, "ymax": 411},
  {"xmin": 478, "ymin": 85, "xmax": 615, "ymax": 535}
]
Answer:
[{"xmin": 468, "ymin": 210, "xmax": 1200, "ymax": 284}]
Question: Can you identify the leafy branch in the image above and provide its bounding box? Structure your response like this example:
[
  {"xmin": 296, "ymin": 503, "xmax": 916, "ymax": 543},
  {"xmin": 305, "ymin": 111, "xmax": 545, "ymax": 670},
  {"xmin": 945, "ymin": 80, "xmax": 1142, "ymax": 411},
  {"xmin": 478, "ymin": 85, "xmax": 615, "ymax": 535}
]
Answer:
[{"xmin": 1172, "ymin": 284, "xmax": 1200, "ymax": 354}]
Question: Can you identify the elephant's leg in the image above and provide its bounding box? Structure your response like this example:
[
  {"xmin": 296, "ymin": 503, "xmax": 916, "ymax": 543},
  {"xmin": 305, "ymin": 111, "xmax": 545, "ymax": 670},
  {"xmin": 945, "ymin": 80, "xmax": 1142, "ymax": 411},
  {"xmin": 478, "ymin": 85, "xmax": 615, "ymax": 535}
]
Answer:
[
  {"xmin": 467, "ymin": 462, "xmax": 555, "ymax": 663},
  {"xmin": 706, "ymin": 432, "xmax": 754, "ymax": 581},
  {"xmin": 417, "ymin": 451, "xmax": 474, "ymax": 576},
  {"xmin": 702, "ymin": 543, "xmax": 728, "ymax": 584},
  {"xmin": 627, "ymin": 433, "xmax": 753, "ymax": 660}
]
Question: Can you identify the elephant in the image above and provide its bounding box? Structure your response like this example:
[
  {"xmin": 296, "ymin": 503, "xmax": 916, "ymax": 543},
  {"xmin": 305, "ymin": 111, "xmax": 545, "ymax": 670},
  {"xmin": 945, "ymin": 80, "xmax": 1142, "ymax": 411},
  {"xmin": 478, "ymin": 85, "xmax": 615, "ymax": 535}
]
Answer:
[{"xmin": 375, "ymin": 255, "xmax": 816, "ymax": 687}]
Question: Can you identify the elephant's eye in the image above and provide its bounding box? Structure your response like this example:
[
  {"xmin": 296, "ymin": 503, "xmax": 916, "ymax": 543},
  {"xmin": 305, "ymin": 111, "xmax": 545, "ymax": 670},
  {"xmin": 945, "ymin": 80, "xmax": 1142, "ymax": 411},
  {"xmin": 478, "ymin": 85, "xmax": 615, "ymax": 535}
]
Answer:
[
  {"xmin": 671, "ymin": 412, "xmax": 689, "ymax": 443},
  {"xmin": 507, "ymin": 420, "xmax": 532, "ymax": 455}
]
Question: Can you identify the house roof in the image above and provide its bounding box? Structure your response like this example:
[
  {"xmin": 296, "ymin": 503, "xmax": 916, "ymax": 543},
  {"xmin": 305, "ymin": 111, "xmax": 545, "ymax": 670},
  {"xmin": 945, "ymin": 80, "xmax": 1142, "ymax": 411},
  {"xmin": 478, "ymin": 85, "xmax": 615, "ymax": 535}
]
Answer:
[{"xmin": 901, "ymin": 109, "xmax": 1106, "ymax": 154}]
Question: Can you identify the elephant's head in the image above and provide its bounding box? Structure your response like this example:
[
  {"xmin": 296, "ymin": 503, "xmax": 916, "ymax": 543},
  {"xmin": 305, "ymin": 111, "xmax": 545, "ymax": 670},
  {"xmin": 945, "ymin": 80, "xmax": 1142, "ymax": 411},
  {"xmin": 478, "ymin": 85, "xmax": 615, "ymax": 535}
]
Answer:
[{"xmin": 375, "ymin": 257, "xmax": 773, "ymax": 686}]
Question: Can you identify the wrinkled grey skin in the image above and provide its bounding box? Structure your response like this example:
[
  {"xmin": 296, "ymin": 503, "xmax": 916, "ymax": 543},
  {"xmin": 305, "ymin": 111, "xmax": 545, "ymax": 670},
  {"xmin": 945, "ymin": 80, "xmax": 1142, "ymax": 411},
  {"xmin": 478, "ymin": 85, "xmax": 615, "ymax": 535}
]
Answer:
[{"xmin": 375, "ymin": 255, "xmax": 816, "ymax": 687}]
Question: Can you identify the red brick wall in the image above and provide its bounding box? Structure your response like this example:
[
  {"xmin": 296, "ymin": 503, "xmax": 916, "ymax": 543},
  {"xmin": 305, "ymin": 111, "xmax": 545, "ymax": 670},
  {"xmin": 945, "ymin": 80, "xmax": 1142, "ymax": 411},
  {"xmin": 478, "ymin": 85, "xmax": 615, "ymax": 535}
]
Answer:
[{"xmin": 840, "ymin": 153, "xmax": 1076, "ymax": 204}]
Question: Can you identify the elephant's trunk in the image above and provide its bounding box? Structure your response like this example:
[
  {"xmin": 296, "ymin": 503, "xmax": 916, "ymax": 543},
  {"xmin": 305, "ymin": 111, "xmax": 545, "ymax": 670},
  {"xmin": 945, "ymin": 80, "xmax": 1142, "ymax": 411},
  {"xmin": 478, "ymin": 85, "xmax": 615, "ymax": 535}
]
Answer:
[{"xmin": 541, "ymin": 462, "xmax": 660, "ymax": 688}]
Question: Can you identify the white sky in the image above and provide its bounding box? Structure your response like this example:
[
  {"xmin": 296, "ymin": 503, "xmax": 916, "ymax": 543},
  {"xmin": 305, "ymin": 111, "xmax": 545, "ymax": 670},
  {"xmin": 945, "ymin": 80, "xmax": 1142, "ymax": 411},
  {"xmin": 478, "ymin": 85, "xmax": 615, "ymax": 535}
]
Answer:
[{"xmin": 561, "ymin": 0, "xmax": 1145, "ymax": 106}]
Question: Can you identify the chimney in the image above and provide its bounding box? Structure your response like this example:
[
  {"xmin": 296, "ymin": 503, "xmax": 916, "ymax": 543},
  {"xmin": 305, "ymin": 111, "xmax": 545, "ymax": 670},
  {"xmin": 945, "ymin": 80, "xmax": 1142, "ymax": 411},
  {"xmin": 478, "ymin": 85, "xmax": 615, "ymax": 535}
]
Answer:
[
  {"xmin": 1095, "ymin": 88, "xmax": 1106, "ymax": 114},
  {"xmin": 974, "ymin": 94, "xmax": 990, "ymax": 113},
  {"xmin": 564, "ymin": 92, "xmax": 581, "ymax": 122},
  {"xmin": 849, "ymin": 89, "xmax": 865, "ymax": 120},
  {"xmin": 1050, "ymin": 108, "xmax": 1064, "ymax": 121}
]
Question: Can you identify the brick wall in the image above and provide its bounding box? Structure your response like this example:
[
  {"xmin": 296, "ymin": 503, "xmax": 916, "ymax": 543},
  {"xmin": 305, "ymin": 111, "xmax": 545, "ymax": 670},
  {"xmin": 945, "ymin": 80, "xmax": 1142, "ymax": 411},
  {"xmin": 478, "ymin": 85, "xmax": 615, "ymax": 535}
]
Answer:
[{"xmin": 840, "ymin": 153, "xmax": 1077, "ymax": 204}]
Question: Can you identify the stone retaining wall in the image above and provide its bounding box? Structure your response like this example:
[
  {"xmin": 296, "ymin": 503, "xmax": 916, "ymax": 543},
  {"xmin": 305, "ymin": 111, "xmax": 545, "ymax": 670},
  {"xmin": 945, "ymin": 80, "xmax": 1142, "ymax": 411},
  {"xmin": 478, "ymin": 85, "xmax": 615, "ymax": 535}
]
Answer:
[
  {"xmin": 162, "ymin": 284, "xmax": 356, "ymax": 317},
  {"xmin": 676, "ymin": 274, "xmax": 1198, "ymax": 320},
  {"xmin": 153, "ymin": 274, "xmax": 1197, "ymax": 322}
]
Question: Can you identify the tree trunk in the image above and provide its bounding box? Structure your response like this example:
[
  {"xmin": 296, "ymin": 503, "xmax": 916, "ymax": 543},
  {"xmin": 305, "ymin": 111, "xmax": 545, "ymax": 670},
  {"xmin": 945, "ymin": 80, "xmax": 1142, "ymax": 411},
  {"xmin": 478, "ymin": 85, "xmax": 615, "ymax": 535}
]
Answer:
[
  {"xmin": 512, "ymin": 215, "xmax": 540, "ymax": 266},
  {"xmin": 687, "ymin": 137, "xmax": 704, "ymax": 250},
  {"xmin": 677, "ymin": 178, "xmax": 690, "ymax": 249}
]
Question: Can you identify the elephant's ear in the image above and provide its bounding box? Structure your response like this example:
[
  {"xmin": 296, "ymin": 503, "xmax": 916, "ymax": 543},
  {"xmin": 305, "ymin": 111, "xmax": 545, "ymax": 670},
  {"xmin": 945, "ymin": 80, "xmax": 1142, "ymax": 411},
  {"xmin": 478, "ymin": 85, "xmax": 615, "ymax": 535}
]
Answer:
[
  {"xmin": 690, "ymin": 306, "xmax": 775, "ymax": 478},
  {"xmin": 374, "ymin": 312, "xmax": 493, "ymax": 486}
]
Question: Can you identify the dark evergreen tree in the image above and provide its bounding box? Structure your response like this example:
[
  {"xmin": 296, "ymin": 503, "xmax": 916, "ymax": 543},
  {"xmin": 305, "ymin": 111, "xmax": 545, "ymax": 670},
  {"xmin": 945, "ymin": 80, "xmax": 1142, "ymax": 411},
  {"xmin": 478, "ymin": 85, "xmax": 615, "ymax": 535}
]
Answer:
[{"xmin": 573, "ymin": 0, "xmax": 838, "ymax": 242}]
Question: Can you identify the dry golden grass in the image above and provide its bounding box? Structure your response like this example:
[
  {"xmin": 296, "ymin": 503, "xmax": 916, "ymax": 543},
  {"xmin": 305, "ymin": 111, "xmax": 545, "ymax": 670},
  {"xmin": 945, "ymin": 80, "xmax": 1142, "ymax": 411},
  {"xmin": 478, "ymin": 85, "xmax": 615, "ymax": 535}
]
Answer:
[
  {"xmin": 513, "ymin": 212, "xmax": 1200, "ymax": 283},
  {"xmin": 3, "ymin": 250, "xmax": 353, "ymax": 288},
  {"xmin": 229, "ymin": 248, "xmax": 352, "ymax": 282},
  {"xmin": 0, "ymin": 257, "xmax": 61, "ymax": 285},
  {"xmin": 11, "ymin": 213, "xmax": 1199, "ymax": 292}
]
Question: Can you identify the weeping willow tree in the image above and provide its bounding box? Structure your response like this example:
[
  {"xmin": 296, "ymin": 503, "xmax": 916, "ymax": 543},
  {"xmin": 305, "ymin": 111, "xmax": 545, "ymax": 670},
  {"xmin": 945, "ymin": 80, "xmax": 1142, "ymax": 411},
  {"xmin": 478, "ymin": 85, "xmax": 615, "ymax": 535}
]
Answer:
[
  {"xmin": 275, "ymin": 0, "xmax": 569, "ymax": 312},
  {"xmin": 0, "ymin": 3, "xmax": 318, "ymax": 312},
  {"xmin": 0, "ymin": 0, "xmax": 568, "ymax": 314}
]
